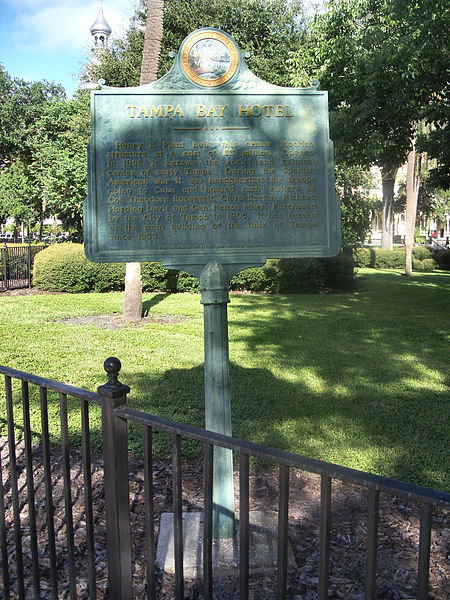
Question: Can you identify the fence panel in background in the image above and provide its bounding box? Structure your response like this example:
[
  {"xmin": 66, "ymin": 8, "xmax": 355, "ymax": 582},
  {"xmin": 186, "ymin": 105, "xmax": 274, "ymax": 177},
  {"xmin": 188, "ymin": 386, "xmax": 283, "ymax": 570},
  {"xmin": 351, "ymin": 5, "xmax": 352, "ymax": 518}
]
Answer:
[{"xmin": 0, "ymin": 244, "xmax": 44, "ymax": 291}]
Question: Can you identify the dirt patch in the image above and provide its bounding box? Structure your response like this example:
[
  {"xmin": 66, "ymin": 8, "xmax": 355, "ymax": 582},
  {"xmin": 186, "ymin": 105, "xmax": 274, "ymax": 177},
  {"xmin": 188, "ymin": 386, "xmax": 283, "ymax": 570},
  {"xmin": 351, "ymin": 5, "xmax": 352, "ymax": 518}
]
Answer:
[
  {"xmin": 55, "ymin": 314, "xmax": 192, "ymax": 329},
  {"xmin": 1, "ymin": 288, "xmax": 67, "ymax": 296}
]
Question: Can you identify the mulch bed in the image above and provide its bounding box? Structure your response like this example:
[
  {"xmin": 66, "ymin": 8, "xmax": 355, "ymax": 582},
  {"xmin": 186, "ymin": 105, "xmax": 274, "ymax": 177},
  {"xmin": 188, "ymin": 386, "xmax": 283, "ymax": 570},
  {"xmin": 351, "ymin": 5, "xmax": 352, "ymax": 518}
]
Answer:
[
  {"xmin": 54, "ymin": 314, "xmax": 192, "ymax": 329},
  {"xmin": 0, "ymin": 438, "xmax": 448, "ymax": 599}
]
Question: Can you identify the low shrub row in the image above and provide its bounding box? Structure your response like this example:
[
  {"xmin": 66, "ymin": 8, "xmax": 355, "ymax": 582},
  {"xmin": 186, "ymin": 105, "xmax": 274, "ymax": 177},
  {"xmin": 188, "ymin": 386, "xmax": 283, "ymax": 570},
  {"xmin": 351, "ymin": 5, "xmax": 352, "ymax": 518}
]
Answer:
[
  {"xmin": 33, "ymin": 244, "xmax": 355, "ymax": 294},
  {"xmin": 353, "ymin": 246, "xmax": 440, "ymax": 271},
  {"xmin": 434, "ymin": 249, "xmax": 450, "ymax": 270}
]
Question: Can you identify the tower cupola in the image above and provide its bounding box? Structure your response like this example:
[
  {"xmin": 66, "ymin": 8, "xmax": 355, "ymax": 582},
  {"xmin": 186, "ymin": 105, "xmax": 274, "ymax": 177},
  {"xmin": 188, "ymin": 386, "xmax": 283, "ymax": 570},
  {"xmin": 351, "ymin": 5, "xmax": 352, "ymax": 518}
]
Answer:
[{"xmin": 90, "ymin": 1, "xmax": 112, "ymax": 47}]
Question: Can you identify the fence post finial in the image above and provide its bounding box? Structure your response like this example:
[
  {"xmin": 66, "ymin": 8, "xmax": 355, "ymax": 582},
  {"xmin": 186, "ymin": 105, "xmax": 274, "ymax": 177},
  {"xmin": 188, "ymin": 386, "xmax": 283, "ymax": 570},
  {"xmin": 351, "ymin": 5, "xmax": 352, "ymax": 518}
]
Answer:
[{"xmin": 98, "ymin": 357, "xmax": 130, "ymax": 397}]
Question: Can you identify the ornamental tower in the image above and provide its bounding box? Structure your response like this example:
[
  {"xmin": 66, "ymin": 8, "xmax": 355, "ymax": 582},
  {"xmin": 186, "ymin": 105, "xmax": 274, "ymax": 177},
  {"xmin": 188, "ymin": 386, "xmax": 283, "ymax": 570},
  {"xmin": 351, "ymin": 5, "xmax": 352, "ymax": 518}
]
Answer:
[{"xmin": 90, "ymin": 0, "xmax": 112, "ymax": 48}]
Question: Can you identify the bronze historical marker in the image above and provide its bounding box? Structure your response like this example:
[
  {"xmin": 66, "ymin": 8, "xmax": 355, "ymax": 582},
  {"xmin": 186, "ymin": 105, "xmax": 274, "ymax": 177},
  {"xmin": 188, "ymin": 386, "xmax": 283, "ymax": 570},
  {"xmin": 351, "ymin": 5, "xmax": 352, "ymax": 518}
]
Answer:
[{"xmin": 85, "ymin": 28, "xmax": 340, "ymax": 273}]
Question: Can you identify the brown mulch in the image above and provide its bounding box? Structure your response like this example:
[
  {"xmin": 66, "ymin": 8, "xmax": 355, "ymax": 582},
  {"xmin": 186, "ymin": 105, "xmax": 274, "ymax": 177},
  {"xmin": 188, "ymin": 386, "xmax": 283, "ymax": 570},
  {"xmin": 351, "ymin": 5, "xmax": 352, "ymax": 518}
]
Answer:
[{"xmin": 0, "ymin": 438, "xmax": 448, "ymax": 599}]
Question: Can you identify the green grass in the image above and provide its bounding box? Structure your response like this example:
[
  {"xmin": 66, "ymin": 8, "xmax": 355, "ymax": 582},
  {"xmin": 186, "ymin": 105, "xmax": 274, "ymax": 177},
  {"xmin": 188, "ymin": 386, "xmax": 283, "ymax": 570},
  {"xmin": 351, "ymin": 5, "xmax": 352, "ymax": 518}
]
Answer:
[{"xmin": 0, "ymin": 269, "xmax": 449, "ymax": 491}]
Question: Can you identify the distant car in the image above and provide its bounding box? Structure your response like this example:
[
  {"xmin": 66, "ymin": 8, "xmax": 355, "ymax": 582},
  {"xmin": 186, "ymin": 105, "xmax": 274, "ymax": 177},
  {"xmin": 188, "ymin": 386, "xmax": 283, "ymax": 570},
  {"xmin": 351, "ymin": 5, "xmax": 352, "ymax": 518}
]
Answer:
[{"xmin": 0, "ymin": 232, "xmax": 14, "ymax": 242}]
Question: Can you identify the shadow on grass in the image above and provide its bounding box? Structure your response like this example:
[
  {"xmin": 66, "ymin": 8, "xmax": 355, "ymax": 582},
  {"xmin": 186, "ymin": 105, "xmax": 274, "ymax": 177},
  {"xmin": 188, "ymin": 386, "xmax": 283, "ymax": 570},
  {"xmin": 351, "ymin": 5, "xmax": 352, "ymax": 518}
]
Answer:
[
  {"xmin": 2, "ymin": 270, "xmax": 448, "ymax": 492},
  {"xmin": 123, "ymin": 355, "xmax": 448, "ymax": 493},
  {"xmin": 142, "ymin": 293, "xmax": 171, "ymax": 316},
  {"xmin": 118, "ymin": 270, "xmax": 449, "ymax": 491}
]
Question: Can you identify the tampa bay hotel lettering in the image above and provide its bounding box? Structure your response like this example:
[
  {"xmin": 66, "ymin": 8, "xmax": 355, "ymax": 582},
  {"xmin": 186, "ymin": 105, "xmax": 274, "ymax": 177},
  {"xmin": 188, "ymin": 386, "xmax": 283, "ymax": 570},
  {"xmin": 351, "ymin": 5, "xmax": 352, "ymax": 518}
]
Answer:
[{"xmin": 125, "ymin": 104, "xmax": 294, "ymax": 119}]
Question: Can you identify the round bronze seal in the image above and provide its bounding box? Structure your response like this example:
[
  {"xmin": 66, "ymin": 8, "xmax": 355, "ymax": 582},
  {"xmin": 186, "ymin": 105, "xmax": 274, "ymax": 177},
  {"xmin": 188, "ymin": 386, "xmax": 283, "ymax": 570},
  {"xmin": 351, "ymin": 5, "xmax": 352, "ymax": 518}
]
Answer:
[{"xmin": 181, "ymin": 30, "xmax": 239, "ymax": 87}]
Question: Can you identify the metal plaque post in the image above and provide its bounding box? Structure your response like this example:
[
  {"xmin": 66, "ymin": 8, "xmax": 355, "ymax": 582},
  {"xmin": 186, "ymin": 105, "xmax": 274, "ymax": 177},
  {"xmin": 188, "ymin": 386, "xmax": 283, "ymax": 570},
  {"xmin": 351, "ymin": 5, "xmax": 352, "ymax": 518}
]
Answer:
[{"xmin": 200, "ymin": 262, "xmax": 235, "ymax": 538}]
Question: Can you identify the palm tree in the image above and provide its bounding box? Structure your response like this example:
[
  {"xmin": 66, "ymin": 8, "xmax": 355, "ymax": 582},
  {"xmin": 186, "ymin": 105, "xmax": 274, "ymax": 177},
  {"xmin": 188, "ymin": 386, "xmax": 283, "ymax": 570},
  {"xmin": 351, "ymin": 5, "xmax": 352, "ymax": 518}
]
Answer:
[
  {"xmin": 124, "ymin": 0, "xmax": 165, "ymax": 321},
  {"xmin": 405, "ymin": 138, "xmax": 421, "ymax": 276}
]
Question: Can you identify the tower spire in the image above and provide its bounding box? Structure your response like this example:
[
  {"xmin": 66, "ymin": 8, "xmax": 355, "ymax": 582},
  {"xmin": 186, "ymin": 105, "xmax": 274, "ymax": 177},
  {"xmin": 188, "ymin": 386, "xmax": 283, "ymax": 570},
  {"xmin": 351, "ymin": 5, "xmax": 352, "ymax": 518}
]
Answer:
[{"xmin": 90, "ymin": 0, "xmax": 112, "ymax": 48}]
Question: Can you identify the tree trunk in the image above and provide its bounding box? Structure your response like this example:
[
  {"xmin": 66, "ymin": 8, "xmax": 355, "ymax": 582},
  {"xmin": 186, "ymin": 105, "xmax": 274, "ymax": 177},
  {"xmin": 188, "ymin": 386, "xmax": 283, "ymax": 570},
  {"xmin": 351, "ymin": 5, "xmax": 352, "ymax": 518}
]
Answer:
[
  {"xmin": 140, "ymin": 0, "xmax": 165, "ymax": 87},
  {"xmin": 380, "ymin": 165, "xmax": 398, "ymax": 250},
  {"xmin": 123, "ymin": 0, "xmax": 165, "ymax": 321},
  {"xmin": 124, "ymin": 262, "xmax": 143, "ymax": 321},
  {"xmin": 405, "ymin": 142, "xmax": 421, "ymax": 276}
]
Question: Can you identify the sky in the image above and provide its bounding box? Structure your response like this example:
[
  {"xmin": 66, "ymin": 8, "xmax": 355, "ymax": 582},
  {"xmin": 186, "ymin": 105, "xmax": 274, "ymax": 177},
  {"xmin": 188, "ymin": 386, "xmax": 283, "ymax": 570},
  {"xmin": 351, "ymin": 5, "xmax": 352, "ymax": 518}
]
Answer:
[{"xmin": 0, "ymin": 0, "xmax": 138, "ymax": 97}]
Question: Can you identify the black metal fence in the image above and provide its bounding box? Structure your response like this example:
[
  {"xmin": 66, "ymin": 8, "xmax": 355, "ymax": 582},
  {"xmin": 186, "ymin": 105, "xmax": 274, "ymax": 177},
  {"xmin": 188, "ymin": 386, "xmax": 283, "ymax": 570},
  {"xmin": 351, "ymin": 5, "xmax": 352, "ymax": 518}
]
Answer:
[
  {"xmin": 0, "ymin": 358, "xmax": 449, "ymax": 599},
  {"xmin": 0, "ymin": 244, "xmax": 44, "ymax": 291}
]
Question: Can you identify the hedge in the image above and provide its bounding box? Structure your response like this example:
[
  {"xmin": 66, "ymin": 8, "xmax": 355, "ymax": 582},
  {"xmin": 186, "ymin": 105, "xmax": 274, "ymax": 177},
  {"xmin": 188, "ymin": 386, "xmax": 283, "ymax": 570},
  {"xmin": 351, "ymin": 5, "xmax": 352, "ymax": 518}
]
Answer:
[
  {"xmin": 33, "ymin": 243, "xmax": 354, "ymax": 294},
  {"xmin": 353, "ymin": 246, "xmax": 435, "ymax": 271},
  {"xmin": 434, "ymin": 250, "xmax": 450, "ymax": 270}
]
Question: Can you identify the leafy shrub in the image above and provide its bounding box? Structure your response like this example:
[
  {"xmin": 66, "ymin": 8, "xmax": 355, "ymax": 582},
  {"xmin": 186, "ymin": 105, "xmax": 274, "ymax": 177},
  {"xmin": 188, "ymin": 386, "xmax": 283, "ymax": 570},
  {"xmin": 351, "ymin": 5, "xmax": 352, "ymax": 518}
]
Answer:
[
  {"xmin": 373, "ymin": 248, "xmax": 406, "ymax": 269},
  {"xmin": 174, "ymin": 271, "xmax": 200, "ymax": 292},
  {"xmin": 353, "ymin": 246, "xmax": 434, "ymax": 270},
  {"xmin": 353, "ymin": 247, "xmax": 372, "ymax": 268},
  {"xmin": 434, "ymin": 250, "xmax": 450, "ymax": 270},
  {"xmin": 230, "ymin": 263, "xmax": 277, "ymax": 293},
  {"xmin": 322, "ymin": 252, "xmax": 355, "ymax": 289},
  {"xmin": 277, "ymin": 258, "xmax": 325, "ymax": 293},
  {"xmin": 33, "ymin": 244, "xmax": 98, "ymax": 292},
  {"xmin": 33, "ymin": 244, "xmax": 354, "ymax": 294},
  {"xmin": 411, "ymin": 246, "xmax": 432, "ymax": 261},
  {"xmin": 231, "ymin": 255, "xmax": 354, "ymax": 293},
  {"xmin": 91, "ymin": 262, "xmax": 126, "ymax": 292},
  {"xmin": 141, "ymin": 262, "xmax": 170, "ymax": 291},
  {"xmin": 412, "ymin": 258, "xmax": 436, "ymax": 272}
]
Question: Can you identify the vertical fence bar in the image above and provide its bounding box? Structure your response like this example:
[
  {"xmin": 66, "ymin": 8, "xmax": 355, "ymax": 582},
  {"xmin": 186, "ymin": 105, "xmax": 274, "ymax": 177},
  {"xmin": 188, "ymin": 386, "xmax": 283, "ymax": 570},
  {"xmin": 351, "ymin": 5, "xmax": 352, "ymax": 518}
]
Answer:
[
  {"xmin": 80, "ymin": 399, "xmax": 96, "ymax": 598},
  {"xmin": 10, "ymin": 247, "xmax": 17, "ymax": 284},
  {"xmin": 417, "ymin": 503, "xmax": 432, "ymax": 600},
  {"xmin": 59, "ymin": 392, "xmax": 77, "ymax": 599},
  {"xmin": 0, "ymin": 448, "xmax": 10, "ymax": 596},
  {"xmin": 3, "ymin": 244, "xmax": 8, "ymax": 291},
  {"xmin": 319, "ymin": 475, "xmax": 332, "ymax": 600},
  {"xmin": 277, "ymin": 463, "xmax": 289, "ymax": 600},
  {"xmin": 144, "ymin": 425, "xmax": 156, "ymax": 600},
  {"xmin": 365, "ymin": 488, "xmax": 379, "ymax": 600},
  {"xmin": 239, "ymin": 452, "xmax": 250, "ymax": 600},
  {"xmin": 203, "ymin": 442, "xmax": 213, "ymax": 600},
  {"xmin": 98, "ymin": 358, "xmax": 132, "ymax": 600},
  {"xmin": 27, "ymin": 241, "xmax": 32, "ymax": 288},
  {"xmin": 5, "ymin": 375, "xmax": 25, "ymax": 599},
  {"xmin": 40, "ymin": 386, "xmax": 58, "ymax": 600},
  {"xmin": 172, "ymin": 433, "xmax": 184, "ymax": 600},
  {"xmin": 22, "ymin": 381, "xmax": 41, "ymax": 599}
]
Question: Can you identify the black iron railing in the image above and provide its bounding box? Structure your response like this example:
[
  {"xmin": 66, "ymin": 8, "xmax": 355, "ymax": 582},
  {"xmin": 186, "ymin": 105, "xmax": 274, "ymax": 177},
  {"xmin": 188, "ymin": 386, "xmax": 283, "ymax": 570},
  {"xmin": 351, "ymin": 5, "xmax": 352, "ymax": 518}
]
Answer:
[
  {"xmin": 0, "ymin": 244, "xmax": 44, "ymax": 291},
  {"xmin": 0, "ymin": 359, "xmax": 449, "ymax": 600}
]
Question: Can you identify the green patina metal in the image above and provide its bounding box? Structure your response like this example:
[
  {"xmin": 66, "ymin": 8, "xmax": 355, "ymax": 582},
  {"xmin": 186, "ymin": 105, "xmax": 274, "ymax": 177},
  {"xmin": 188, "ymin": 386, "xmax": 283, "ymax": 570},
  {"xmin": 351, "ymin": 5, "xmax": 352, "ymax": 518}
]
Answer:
[
  {"xmin": 85, "ymin": 28, "xmax": 341, "ymax": 539},
  {"xmin": 85, "ymin": 28, "xmax": 340, "ymax": 270},
  {"xmin": 200, "ymin": 262, "xmax": 234, "ymax": 537}
]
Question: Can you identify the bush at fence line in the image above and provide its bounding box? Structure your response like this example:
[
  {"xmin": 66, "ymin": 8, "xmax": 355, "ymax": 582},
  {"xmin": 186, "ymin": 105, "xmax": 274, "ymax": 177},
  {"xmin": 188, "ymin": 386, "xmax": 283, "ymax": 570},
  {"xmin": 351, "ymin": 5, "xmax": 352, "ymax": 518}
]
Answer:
[
  {"xmin": 434, "ymin": 249, "xmax": 450, "ymax": 270},
  {"xmin": 140, "ymin": 262, "xmax": 170, "ymax": 291},
  {"xmin": 33, "ymin": 243, "xmax": 354, "ymax": 293},
  {"xmin": 34, "ymin": 243, "xmax": 106, "ymax": 292},
  {"xmin": 353, "ymin": 246, "xmax": 434, "ymax": 270}
]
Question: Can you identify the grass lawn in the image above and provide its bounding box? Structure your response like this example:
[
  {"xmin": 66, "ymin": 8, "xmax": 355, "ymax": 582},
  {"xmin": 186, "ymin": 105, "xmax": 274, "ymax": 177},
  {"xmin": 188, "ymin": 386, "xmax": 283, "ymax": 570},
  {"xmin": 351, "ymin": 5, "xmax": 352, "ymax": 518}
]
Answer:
[{"xmin": 0, "ymin": 268, "xmax": 449, "ymax": 492}]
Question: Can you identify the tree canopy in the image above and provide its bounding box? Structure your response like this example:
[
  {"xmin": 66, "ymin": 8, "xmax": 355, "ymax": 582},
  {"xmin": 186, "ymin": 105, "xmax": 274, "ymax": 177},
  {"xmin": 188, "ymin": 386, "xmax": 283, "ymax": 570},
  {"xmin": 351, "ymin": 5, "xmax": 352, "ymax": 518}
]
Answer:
[
  {"xmin": 289, "ymin": 0, "xmax": 449, "ymax": 247},
  {"xmin": 0, "ymin": 65, "xmax": 88, "ymax": 234},
  {"xmin": 290, "ymin": 0, "xmax": 448, "ymax": 173},
  {"xmin": 83, "ymin": 0, "xmax": 305, "ymax": 88}
]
